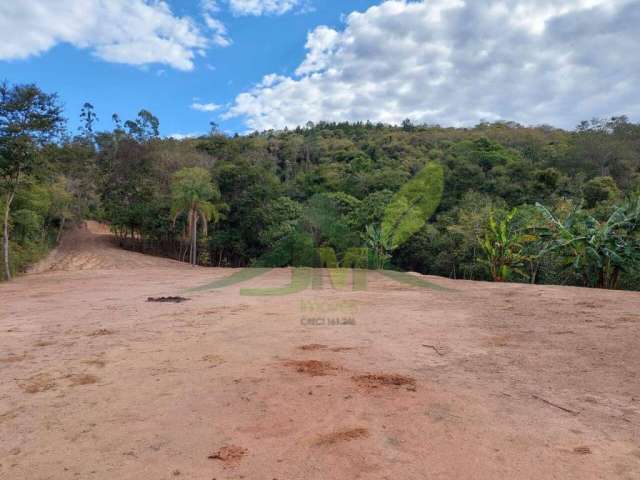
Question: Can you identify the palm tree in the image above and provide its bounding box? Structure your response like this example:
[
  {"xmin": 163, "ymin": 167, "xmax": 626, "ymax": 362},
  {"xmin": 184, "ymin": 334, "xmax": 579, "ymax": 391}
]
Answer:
[{"xmin": 171, "ymin": 167, "xmax": 226, "ymax": 266}]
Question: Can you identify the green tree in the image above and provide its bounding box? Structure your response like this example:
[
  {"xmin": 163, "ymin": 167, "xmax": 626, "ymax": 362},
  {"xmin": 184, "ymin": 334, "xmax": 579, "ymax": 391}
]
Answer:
[
  {"xmin": 444, "ymin": 192, "xmax": 507, "ymax": 280},
  {"xmin": 0, "ymin": 82, "xmax": 64, "ymax": 280},
  {"xmin": 78, "ymin": 102, "xmax": 98, "ymax": 140},
  {"xmin": 573, "ymin": 118, "xmax": 639, "ymax": 186},
  {"xmin": 171, "ymin": 167, "xmax": 226, "ymax": 266},
  {"xmin": 258, "ymin": 196, "xmax": 303, "ymax": 247},
  {"xmin": 48, "ymin": 176, "xmax": 74, "ymax": 243},
  {"xmin": 381, "ymin": 161, "xmax": 444, "ymax": 249},
  {"xmin": 582, "ymin": 176, "xmax": 621, "ymax": 209},
  {"xmin": 125, "ymin": 109, "xmax": 160, "ymax": 142}
]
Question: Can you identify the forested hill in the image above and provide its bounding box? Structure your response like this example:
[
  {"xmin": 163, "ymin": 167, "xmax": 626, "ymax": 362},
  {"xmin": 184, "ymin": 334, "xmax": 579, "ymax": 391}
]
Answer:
[{"xmin": 2, "ymin": 83, "xmax": 640, "ymax": 289}]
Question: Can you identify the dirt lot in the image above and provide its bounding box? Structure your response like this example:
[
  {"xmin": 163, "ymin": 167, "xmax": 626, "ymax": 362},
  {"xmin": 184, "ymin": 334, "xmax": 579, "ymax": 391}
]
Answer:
[{"xmin": 1, "ymin": 222, "xmax": 639, "ymax": 479}]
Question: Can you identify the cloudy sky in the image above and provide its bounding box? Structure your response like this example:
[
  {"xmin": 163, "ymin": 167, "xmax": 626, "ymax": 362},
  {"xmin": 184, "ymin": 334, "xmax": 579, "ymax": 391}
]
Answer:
[{"xmin": 1, "ymin": 0, "xmax": 638, "ymax": 136}]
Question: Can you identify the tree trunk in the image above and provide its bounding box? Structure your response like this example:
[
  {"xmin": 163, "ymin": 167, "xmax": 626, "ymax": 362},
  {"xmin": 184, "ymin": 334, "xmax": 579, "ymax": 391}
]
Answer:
[
  {"xmin": 3, "ymin": 191, "xmax": 15, "ymax": 281},
  {"xmin": 188, "ymin": 211, "xmax": 193, "ymax": 265},
  {"xmin": 305, "ymin": 145, "xmax": 310, "ymax": 171},
  {"xmin": 56, "ymin": 216, "xmax": 66, "ymax": 244},
  {"xmin": 190, "ymin": 209, "xmax": 198, "ymax": 266}
]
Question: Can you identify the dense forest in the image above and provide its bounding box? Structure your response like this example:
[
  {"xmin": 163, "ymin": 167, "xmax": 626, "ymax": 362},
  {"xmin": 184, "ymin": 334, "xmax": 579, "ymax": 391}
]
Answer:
[{"xmin": 2, "ymin": 81, "xmax": 640, "ymax": 289}]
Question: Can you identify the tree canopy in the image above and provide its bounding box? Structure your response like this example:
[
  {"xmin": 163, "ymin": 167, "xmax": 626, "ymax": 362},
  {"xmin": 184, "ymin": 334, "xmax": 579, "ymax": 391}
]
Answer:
[{"xmin": 2, "ymin": 81, "xmax": 640, "ymax": 290}]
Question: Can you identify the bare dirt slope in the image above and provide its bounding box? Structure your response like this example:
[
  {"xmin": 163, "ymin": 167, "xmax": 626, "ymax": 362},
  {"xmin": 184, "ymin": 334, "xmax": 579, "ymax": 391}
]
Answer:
[
  {"xmin": 1, "ymin": 224, "xmax": 639, "ymax": 479},
  {"xmin": 29, "ymin": 221, "xmax": 184, "ymax": 273}
]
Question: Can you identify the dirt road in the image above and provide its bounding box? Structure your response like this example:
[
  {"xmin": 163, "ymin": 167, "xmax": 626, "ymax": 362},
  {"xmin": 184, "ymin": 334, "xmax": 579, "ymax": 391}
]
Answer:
[{"xmin": 1, "ymin": 223, "xmax": 639, "ymax": 479}]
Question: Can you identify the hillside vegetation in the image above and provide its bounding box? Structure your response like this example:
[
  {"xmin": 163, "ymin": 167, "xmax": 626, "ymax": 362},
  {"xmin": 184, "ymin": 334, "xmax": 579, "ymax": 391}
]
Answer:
[{"xmin": 2, "ymin": 82, "xmax": 640, "ymax": 289}]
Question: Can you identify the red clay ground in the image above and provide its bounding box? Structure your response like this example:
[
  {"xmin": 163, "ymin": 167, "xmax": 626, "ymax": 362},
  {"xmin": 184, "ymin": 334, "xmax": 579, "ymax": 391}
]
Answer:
[{"xmin": 1, "ymin": 222, "xmax": 639, "ymax": 479}]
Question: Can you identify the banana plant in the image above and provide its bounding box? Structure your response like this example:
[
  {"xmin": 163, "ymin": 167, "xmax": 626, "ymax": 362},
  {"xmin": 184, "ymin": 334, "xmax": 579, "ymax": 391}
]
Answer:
[
  {"xmin": 365, "ymin": 224, "xmax": 394, "ymax": 270},
  {"xmin": 535, "ymin": 197, "xmax": 640, "ymax": 289},
  {"xmin": 479, "ymin": 208, "xmax": 532, "ymax": 282}
]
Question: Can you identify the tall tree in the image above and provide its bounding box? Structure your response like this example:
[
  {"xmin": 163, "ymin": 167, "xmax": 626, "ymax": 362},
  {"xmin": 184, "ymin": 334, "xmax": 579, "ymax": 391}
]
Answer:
[
  {"xmin": 78, "ymin": 102, "xmax": 98, "ymax": 140},
  {"xmin": 171, "ymin": 167, "xmax": 226, "ymax": 266},
  {"xmin": 0, "ymin": 82, "xmax": 64, "ymax": 280},
  {"xmin": 125, "ymin": 109, "xmax": 160, "ymax": 142}
]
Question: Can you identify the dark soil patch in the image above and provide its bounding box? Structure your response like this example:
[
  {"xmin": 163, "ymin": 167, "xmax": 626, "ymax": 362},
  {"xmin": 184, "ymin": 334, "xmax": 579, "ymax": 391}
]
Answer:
[
  {"xmin": 314, "ymin": 428, "xmax": 369, "ymax": 446},
  {"xmin": 0, "ymin": 408, "xmax": 21, "ymax": 424},
  {"xmin": 575, "ymin": 301, "xmax": 602, "ymax": 309},
  {"xmin": 330, "ymin": 347, "xmax": 356, "ymax": 352},
  {"xmin": 202, "ymin": 354, "xmax": 225, "ymax": 366},
  {"xmin": 0, "ymin": 353, "xmax": 28, "ymax": 363},
  {"xmin": 353, "ymin": 373, "xmax": 416, "ymax": 389},
  {"xmin": 573, "ymin": 446, "xmax": 592, "ymax": 455},
  {"xmin": 208, "ymin": 445, "xmax": 248, "ymax": 467},
  {"xmin": 147, "ymin": 296, "xmax": 190, "ymax": 303},
  {"xmin": 285, "ymin": 359, "xmax": 339, "ymax": 376},
  {"xmin": 67, "ymin": 374, "xmax": 99, "ymax": 386},
  {"xmin": 19, "ymin": 373, "xmax": 56, "ymax": 394},
  {"xmin": 298, "ymin": 344, "xmax": 328, "ymax": 351},
  {"xmin": 83, "ymin": 359, "xmax": 106, "ymax": 368},
  {"xmin": 298, "ymin": 344, "xmax": 355, "ymax": 352},
  {"xmin": 88, "ymin": 328, "xmax": 115, "ymax": 337}
]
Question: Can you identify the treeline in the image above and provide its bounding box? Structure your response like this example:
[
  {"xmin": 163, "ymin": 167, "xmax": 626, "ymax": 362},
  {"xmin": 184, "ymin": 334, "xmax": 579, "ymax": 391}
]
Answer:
[{"xmin": 1, "ymin": 81, "xmax": 639, "ymax": 289}]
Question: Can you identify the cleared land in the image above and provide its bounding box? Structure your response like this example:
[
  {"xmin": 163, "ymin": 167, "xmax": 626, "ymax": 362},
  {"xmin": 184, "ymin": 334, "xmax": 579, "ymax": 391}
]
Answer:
[{"xmin": 1, "ymin": 223, "xmax": 639, "ymax": 479}]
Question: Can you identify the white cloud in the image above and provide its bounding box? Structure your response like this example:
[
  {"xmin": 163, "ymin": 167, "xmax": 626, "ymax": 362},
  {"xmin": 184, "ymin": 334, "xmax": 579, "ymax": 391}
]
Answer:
[
  {"xmin": 202, "ymin": 0, "xmax": 233, "ymax": 47},
  {"xmin": 295, "ymin": 26, "xmax": 340, "ymax": 75},
  {"xmin": 228, "ymin": 0, "xmax": 301, "ymax": 16},
  {"xmin": 0, "ymin": 0, "xmax": 231, "ymax": 70},
  {"xmin": 191, "ymin": 102, "xmax": 222, "ymax": 112},
  {"xmin": 225, "ymin": 0, "xmax": 640, "ymax": 130},
  {"xmin": 169, "ymin": 132, "xmax": 204, "ymax": 140},
  {"xmin": 202, "ymin": 0, "xmax": 221, "ymax": 13},
  {"xmin": 204, "ymin": 16, "xmax": 232, "ymax": 47}
]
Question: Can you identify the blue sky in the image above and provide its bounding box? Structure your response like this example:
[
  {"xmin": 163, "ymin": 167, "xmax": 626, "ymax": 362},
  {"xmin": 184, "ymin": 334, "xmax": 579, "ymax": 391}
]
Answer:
[
  {"xmin": 1, "ymin": 0, "xmax": 379, "ymax": 137},
  {"xmin": 1, "ymin": 1, "xmax": 638, "ymax": 136}
]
